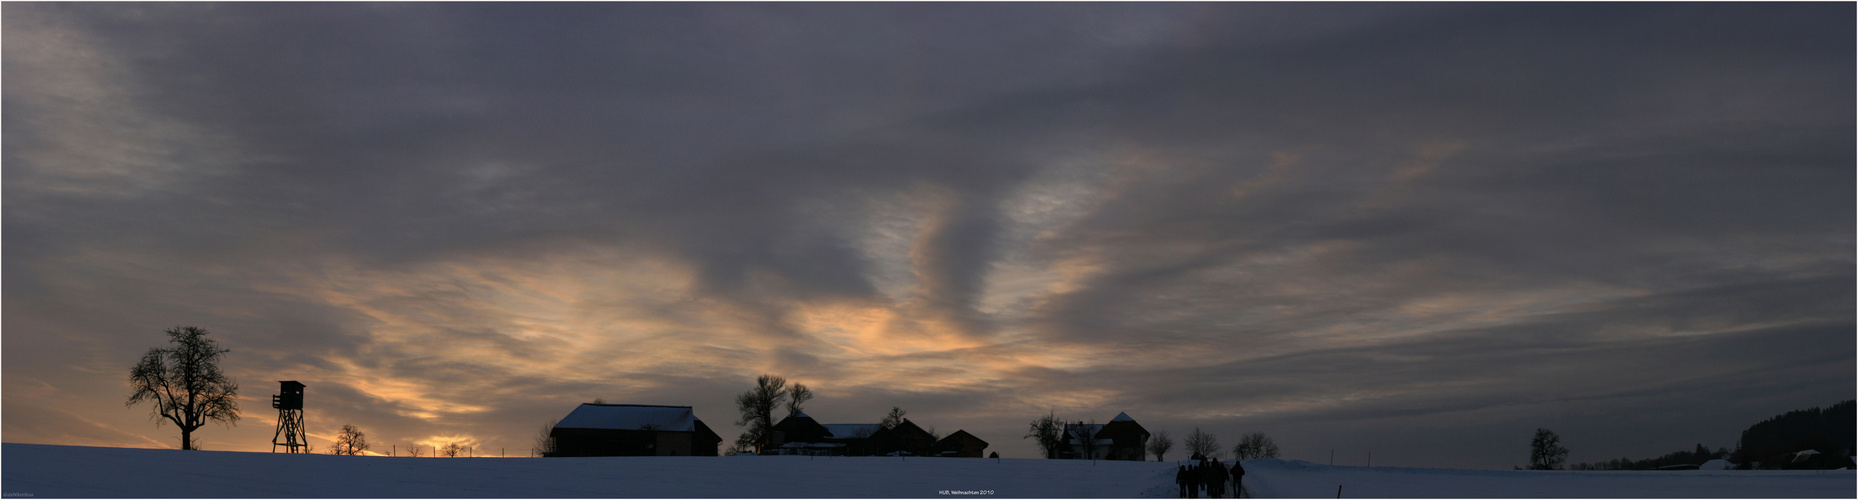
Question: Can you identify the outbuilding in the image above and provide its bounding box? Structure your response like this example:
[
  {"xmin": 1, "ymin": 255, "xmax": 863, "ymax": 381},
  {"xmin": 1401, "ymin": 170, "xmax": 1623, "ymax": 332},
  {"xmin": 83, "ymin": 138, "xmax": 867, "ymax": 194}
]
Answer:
[
  {"xmin": 934, "ymin": 430, "xmax": 990, "ymax": 457},
  {"xmin": 549, "ymin": 403, "xmax": 722, "ymax": 457}
]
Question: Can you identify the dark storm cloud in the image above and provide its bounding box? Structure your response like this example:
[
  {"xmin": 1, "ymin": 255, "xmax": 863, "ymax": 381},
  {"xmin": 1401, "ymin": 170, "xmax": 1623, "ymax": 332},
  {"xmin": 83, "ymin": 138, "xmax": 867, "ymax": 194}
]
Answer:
[{"xmin": 5, "ymin": 3, "xmax": 1850, "ymax": 465}]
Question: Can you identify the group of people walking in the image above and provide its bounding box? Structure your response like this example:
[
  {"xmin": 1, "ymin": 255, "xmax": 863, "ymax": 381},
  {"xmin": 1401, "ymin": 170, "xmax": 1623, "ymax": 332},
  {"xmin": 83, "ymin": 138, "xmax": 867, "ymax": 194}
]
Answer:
[{"xmin": 1175, "ymin": 456, "xmax": 1244, "ymax": 498}]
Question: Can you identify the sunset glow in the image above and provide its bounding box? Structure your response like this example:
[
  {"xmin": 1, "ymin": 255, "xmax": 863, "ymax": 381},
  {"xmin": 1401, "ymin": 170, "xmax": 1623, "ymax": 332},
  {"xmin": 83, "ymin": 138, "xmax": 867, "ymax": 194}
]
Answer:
[{"xmin": 4, "ymin": 3, "xmax": 1851, "ymax": 469}]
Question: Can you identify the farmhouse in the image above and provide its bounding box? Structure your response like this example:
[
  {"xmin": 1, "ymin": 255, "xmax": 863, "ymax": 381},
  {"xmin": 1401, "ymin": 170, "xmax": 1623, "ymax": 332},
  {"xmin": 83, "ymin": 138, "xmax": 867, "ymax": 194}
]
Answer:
[
  {"xmin": 881, "ymin": 419, "xmax": 940, "ymax": 456},
  {"xmin": 765, "ymin": 414, "xmax": 977, "ymax": 457},
  {"xmin": 549, "ymin": 403, "xmax": 722, "ymax": 457},
  {"xmin": 1063, "ymin": 412, "xmax": 1150, "ymax": 461}
]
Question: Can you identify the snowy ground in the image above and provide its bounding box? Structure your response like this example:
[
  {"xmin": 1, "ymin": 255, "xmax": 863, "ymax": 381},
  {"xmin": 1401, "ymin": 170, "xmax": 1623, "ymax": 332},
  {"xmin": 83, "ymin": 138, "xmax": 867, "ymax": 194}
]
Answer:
[
  {"xmin": 1240, "ymin": 458, "xmax": 1855, "ymax": 498},
  {"xmin": 4, "ymin": 444, "xmax": 1853, "ymax": 498},
  {"xmin": 2, "ymin": 444, "xmax": 1172, "ymax": 498}
]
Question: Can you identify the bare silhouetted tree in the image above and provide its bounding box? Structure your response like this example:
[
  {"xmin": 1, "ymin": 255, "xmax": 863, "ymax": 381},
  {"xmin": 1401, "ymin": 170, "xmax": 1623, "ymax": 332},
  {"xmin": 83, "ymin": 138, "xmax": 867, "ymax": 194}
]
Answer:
[
  {"xmin": 1025, "ymin": 411, "xmax": 1065, "ymax": 459},
  {"xmin": 441, "ymin": 442, "xmax": 464, "ymax": 458},
  {"xmin": 728, "ymin": 437, "xmax": 756, "ymax": 455},
  {"xmin": 881, "ymin": 406, "xmax": 908, "ymax": 429},
  {"xmin": 127, "ymin": 326, "xmax": 240, "ymax": 450},
  {"xmin": 333, "ymin": 424, "xmax": 369, "ymax": 455},
  {"xmin": 1184, "ymin": 427, "xmax": 1220, "ymax": 460},
  {"xmin": 786, "ymin": 383, "xmax": 813, "ymax": 416},
  {"xmin": 1232, "ymin": 432, "xmax": 1279, "ymax": 459},
  {"xmin": 734, "ymin": 374, "xmax": 788, "ymax": 452},
  {"xmin": 1148, "ymin": 430, "xmax": 1174, "ymax": 461},
  {"xmin": 1530, "ymin": 428, "xmax": 1568, "ymax": 470},
  {"xmin": 532, "ymin": 419, "xmax": 558, "ymax": 457},
  {"xmin": 1071, "ymin": 419, "xmax": 1100, "ymax": 459}
]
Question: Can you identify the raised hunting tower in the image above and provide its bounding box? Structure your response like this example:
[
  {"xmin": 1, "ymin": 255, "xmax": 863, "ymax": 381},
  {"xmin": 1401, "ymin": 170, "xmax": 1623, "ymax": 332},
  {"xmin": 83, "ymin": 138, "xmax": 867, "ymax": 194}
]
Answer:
[{"xmin": 272, "ymin": 381, "xmax": 306, "ymax": 453}]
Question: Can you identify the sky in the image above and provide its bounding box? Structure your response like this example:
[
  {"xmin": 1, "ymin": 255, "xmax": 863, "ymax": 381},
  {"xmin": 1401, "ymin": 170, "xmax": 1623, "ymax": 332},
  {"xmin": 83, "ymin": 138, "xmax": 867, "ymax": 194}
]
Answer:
[{"xmin": 3, "ymin": 3, "xmax": 1852, "ymax": 469}]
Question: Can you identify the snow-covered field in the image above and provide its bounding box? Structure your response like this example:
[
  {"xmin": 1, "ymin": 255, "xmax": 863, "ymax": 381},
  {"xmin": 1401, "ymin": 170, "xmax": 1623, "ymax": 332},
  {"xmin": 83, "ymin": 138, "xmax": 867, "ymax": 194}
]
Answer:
[
  {"xmin": 4, "ymin": 444, "xmax": 1852, "ymax": 498},
  {"xmin": 1240, "ymin": 458, "xmax": 1855, "ymax": 498}
]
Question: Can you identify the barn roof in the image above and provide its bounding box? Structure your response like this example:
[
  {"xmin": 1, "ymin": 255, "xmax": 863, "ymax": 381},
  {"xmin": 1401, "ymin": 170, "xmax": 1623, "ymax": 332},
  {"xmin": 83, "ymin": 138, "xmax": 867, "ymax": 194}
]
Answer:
[
  {"xmin": 822, "ymin": 423, "xmax": 882, "ymax": 438},
  {"xmin": 939, "ymin": 429, "xmax": 988, "ymax": 447},
  {"xmin": 555, "ymin": 403, "xmax": 704, "ymax": 432},
  {"xmin": 1065, "ymin": 423, "xmax": 1108, "ymax": 445}
]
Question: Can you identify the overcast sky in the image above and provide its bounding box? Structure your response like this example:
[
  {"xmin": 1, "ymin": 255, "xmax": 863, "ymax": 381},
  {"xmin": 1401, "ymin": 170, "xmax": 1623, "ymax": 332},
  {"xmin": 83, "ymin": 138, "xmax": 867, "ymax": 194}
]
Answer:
[{"xmin": 4, "ymin": 3, "xmax": 1852, "ymax": 468}]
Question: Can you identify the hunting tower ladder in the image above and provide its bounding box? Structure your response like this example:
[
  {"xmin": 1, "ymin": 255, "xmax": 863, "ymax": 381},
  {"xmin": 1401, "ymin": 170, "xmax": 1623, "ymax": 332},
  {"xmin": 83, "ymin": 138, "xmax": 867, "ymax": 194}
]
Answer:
[{"xmin": 272, "ymin": 381, "xmax": 307, "ymax": 453}]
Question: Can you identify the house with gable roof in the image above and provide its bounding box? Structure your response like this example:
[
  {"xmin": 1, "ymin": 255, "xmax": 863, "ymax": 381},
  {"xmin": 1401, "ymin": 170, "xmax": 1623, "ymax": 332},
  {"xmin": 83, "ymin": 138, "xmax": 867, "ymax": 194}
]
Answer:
[
  {"xmin": 549, "ymin": 403, "xmax": 722, "ymax": 457},
  {"xmin": 764, "ymin": 413, "xmax": 967, "ymax": 457},
  {"xmin": 766, "ymin": 412, "xmax": 891, "ymax": 456},
  {"xmin": 1063, "ymin": 412, "xmax": 1150, "ymax": 461},
  {"xmin": 934, "ymin": 429, "xmax": 990, "ymax": 457}
]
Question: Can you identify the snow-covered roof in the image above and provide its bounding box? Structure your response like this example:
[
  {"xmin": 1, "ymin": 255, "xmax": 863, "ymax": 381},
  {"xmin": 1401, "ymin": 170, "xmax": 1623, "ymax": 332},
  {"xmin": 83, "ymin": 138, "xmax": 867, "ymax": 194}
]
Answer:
[
  {"xmin": 1111, "ymin": 412, "xmax": 1135, "ymax": 422},
  {"xmin": 1699, "ymin": 459, "xmax": 1734, "ymax": 470},
  {"xmin": 777, "ymin": 442, "xmax": 847, "ymax": 449},
  {"xmin": 1065, "ymin": 423, "xmax": 1104, "ymax": 444},
  {"xmin": 822, "ymin": 424, "xmax": 882, "ymax": 438},
  {"xmin": 555, "ymin": 404, "xmax": 702, "ymax": 432}
]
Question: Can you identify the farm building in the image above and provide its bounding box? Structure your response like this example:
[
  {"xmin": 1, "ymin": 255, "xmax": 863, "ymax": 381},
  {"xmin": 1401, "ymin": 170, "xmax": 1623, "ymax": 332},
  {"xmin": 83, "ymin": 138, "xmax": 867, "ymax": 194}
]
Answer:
[
  {"xmin": 1063, "ymin": 412, "xmax": 1150, "ymax": 461},
  {"xmin": 882, "ymin": 419, "xmax": 940, "ymax": 456},
  {"xmin": 934, "ymin": 430, "xmax": 989, "ymax": 457},
  {"xmin": 764, "ymin": 414, "xmax": 965, "ymax": 457},
  {"xmin": 549, "ymin": 403, "xmax": 722, "ymax": 457},
  {"xmin": 1095, "ymin": 412, "xmax": 1151, "ymax": 461}
]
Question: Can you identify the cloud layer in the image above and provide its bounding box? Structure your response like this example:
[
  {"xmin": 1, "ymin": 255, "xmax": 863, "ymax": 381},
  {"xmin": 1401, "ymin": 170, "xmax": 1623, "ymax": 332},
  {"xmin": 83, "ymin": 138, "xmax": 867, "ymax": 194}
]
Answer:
[{"xmin": 5, "ymin": 3, "xmax": 1851, "ymax": 467}]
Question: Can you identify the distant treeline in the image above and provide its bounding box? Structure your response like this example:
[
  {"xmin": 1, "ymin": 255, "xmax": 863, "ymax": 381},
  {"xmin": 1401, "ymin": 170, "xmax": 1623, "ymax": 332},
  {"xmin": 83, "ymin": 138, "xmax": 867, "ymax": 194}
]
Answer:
[
  {"xmin": 1732, "ymin": 400, "xmax": 1854, "ymax": 469},
  {"xmin": 1568, "ymin": 444, "xmax": 1726, "ymax": 471},
  {"xmin": 1567, "ymin": 400, "xmax": 1854, "ymax": 471}
]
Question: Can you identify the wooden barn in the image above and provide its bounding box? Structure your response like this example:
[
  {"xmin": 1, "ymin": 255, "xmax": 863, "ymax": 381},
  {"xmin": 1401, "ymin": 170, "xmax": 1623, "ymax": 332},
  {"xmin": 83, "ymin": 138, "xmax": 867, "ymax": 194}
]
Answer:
[
  {"xmin": 764, "ymin": 414, "xmax": 957, "ymax": 457},
  {"xmin": 880, "ymin": 418, "xmax": 939, "ymax": 456},
  {"xmin": 548, "ymin": 403, "xmax": 722, "ymax": 457},
  {"xmin": 767, "ymin": 412, "xmax": 850, "ymax": 456},
  {"xmin": 934, "ymin": 430, "xmax": 989, "ymax": 457}
]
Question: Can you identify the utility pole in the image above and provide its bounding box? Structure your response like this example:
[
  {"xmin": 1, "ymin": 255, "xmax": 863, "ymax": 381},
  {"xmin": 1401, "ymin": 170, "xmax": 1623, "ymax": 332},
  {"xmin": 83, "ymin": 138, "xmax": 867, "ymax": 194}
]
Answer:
[{"xmin": 1330, "ymin": 449, "xmax": 1334, "ymax": 466}]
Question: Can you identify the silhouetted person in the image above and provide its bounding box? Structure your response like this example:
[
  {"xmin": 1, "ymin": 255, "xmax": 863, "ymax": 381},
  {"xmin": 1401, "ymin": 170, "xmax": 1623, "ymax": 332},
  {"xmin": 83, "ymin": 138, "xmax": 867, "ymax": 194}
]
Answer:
[
  {"xmin": 1187, "ymin": 463, "xmax": 1200, "ymax": 498},
  {"xmin": 1203, "ymin": 457, "xmax": 1218, "ymax": 494},
  {"xmin": 1230, "ymin": 460, "xmax": 1245, "ymax": 498},
  {"xmin": 1205, "ymin": 461, "xmax": 1215, "ymax": 497},
  {"xmin": 1176, "ymin": 465, "xmax": 1189, "ymax": 498},
  {"xmin": 1220, "ymin": 460, "xmax": 1233, "ymax": 498}
]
